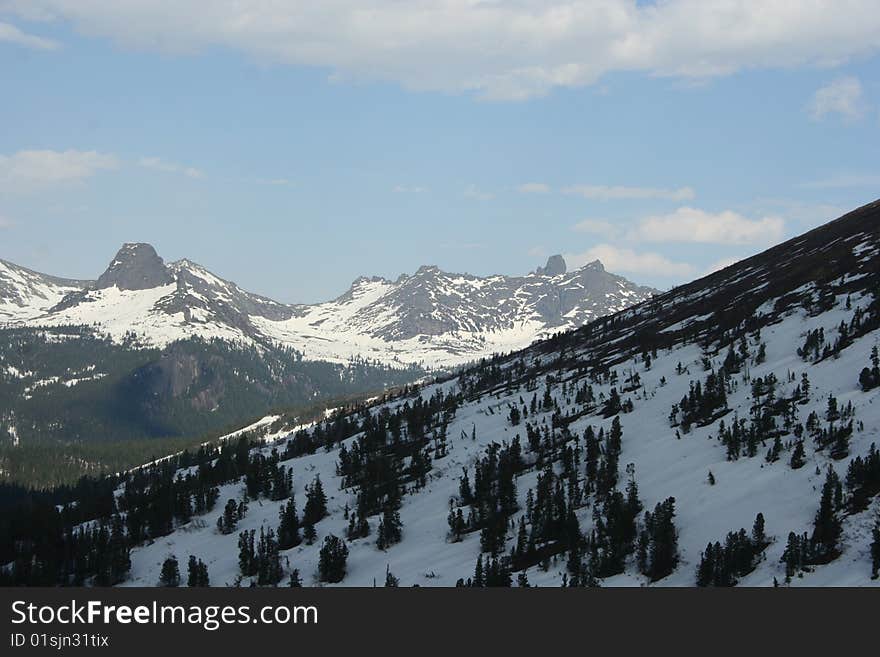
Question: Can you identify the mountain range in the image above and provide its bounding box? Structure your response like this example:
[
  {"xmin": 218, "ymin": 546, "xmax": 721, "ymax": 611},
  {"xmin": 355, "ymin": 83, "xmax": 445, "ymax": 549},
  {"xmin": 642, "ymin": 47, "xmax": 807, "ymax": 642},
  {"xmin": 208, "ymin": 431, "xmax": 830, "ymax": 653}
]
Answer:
[
  {"xmin": 4, "ymin": 199, "xmax": 879, "ymax": 587},
  {"xmin": 1, "ymin": 244, "xmax": 656, "ymax": 367},
  {"xmin": 0, "ymin": 244, "xmax": 654, "ymax": 485}
]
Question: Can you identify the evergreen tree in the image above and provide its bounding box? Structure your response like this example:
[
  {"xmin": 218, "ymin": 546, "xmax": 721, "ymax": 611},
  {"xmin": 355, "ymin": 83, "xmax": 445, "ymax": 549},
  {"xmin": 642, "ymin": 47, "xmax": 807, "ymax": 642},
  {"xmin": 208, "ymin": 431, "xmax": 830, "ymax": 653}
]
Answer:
[
  {"xmin": 187, "ymin": 555, "xmax": 209, "ymax": 587},
  {"xmin": 384, "ymin": 565, "xmax": 399, "ymax": 587},
  {"xmin": 318, "ymin": 534, "xmax": 349, "ymax": 583},
  {"xmin": 288, "ymin": 569, "xmax": 302, "ymax": 587},
  {"xmin": 790, "ymin": 441, "xmax": 806, "ymax": 470},
  {"xmin": 303, "ymin": 476, "xmax": 328, "ymax": 526},
  {"xmin": 277, "ymin": 497, "xmax": 301, "ymax": 550},
  {"xmin": 238, "ymin": 529, "xmax": 257, "ymax": 577},
  {"xmin": 782, "ymin": 531, "xmax": 810, "ymax": 579},
  {"xmin": 376, "ymin": 505, "xmax": 403, "ymax": 550},
  {"xmin": 825, "ymin": 395, "xmax": 840, "ymax": 423},
  {"xmin": 859, "ymin": 346, "xmax": 880, "ymax": 391},
  {"xmin": 256, "ymin": 526, "xmax": 283, "ymax": 586},
  {"xmin": 473, "ymin": 554, "xmax": 485, "ymax": 588},
  {"xmin": 159, "ymin": 556, "xmax": 180, "ymax": 587},
  {"xmin": 217, "ymin": 498, "xmax": 239, "ymax": 535},
  {"xmin": 508, "ymin": 405, "xmax": 521, "ymax": 426},
  {"xmin": 640, "ymin": 497, "xmax": 679, "ymax": 581},
  {"xmin": 752, "ymin": 512, "xmax": 767, "ymax": 548},
  {"xmin": 811, "ymin": 466, "xmax": 842, "ymax": 561}
]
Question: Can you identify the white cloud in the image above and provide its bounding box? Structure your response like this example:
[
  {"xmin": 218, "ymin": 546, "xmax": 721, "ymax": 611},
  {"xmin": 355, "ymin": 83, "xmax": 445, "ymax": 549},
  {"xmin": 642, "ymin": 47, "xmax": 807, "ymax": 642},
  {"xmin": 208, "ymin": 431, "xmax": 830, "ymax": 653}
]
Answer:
[
  {"xmin": 517, "ymin": 182, "xmax": 551, "ymax": 194},
  {"xmin": 0, "ymin": 149, "xmax": 118, "ymax": 190},
  {"xmin": 139, "ymin": 156, "xmax": 205, "ymax": 179},
  {"xmin": 256, "ymin": 178, "xmax": 294, "ymax": 186},
  {"xmin": 563, "ymin": 185, "xmax": 695, "ymax": 201},
  {"xmin": 464, "ymin": 184, "xmax": 493, "ymax": 201},
  {"xmin": 565, "ymin": 243, "xmax": 694, "ymax": 278},
  {"xmin": 631, "ymin": 207, "xmax": 784, "ymax": 245},
  {"xmin": 393, "ymin": 185, "xmax": 428, "ymax": 194},
  {"xmin": 6, "ymin": 2, "xmax": 880, "ymax": 100},
  {"xmin": 808, "ymin": 77, "xmax": 866, "ymax": 121},
  {"xmin": 0, "ymin": 20, "xmax": 59, "ymax": 50},
  {"xmin": 572, "ymin": 218, "xmax": 621, "ymax": 239}
]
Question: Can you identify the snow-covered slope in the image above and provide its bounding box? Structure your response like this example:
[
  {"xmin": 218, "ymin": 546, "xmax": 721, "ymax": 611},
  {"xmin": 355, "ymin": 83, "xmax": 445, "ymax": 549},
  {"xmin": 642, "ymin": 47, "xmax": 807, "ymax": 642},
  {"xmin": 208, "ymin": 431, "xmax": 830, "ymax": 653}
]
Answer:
[
  {"xmin": 101, "ymin": 199, "xmax": 880, "ymax": 588},
  {"xmin": 2, "ymin": 245, "xmax": 655, "ymax": 367},
  {"xmin": 0, "ymin": 259, "xmax": 87, "ymax": 322}
]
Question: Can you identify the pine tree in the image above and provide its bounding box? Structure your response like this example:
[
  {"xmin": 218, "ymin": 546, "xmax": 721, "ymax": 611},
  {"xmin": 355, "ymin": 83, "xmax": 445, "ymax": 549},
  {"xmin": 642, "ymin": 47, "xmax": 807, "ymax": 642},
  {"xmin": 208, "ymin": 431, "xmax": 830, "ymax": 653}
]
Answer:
[
  {"xmin": 277, "ymin": 498, "xmax": 301, "ymax": 549},
  {"xmin": 790, "ymin": 440, "xmax": 806, "ymax": 469},
  {"xmin": 376, "ymin": 505, "xmax": 403, "ymax": 550},
  {"xmin": 811, "ymin": 466, "xmax": 842, "ymax": 561},
  {"xmin": 473, "ymin": 554, "xmax": 485, "ymax": 588},
  {"xmin": 187, "ymin": 555, "xmax": 209, "ymax": 587},
  {"xmin": 318, "ymin": 534, "xmax": 349, "ymax": 583},
  {"xmin": 782, "ymin": 531, "xmax": 810, "ymax": 579},
  {"xmin": 825, "ymin": 395, "xmax": 840, "ymax": 423},
  {"xmin": 384, "ymin": 565, "xmax": 399, "ymax": 587},
  {"xmin": 238, "ymin": 529, "xmax": 257, "ymax": 577},
  {"xmin": 640, "ymin": 497, "xmax": 679, "ymax": 581},
  {"xmin": 288, "ymin": 569, "xmax": 302, "ymax": 587},
  {"xmin": 303, "ymin": 476, "xmax": 328, "ymax": 526},
  {"xmin": 508, "ymin": 404, "xmax": 521, "ymax": 426},
  {"xmin": 752, "ymin": 512, "xmax": 767, "ymax": 548},
  {"xmin": 860, "ymin": 347, "xmax": 880, "ymax": 391},
  {"xmin": 159, "ymin": 556, "xmax": 180, "ymax": 587},
  {"xmin": 256, "ymin": 527, "xmax": 283, "ymax": 586},
  {"xmin": 217, "ymin": 498, "xmax": 239, "ymax": 534}
]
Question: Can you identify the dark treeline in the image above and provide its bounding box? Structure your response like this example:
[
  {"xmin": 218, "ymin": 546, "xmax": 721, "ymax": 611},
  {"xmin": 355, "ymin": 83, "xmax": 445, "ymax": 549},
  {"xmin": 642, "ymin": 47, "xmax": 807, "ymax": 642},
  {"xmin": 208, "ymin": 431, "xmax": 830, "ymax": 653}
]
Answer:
[
  {"xmin": 0, "ymin": 326, "xmax": 425, "ymax": 487},
  {"xmin": 0, "ymin": 374, "xmax": 462, "ymax": 586}
]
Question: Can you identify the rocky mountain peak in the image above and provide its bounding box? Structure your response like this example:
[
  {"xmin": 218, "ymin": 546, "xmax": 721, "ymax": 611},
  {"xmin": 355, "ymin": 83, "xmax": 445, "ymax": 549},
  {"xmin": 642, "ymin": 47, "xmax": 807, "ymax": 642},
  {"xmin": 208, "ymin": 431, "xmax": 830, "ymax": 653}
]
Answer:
[
  {"xmin": 96, "ymin": 243, "xmax": 174, "ymax": 291},
  {"xmin": 536, "ymin": 254, "xmax": 567, "ymax": 277}
]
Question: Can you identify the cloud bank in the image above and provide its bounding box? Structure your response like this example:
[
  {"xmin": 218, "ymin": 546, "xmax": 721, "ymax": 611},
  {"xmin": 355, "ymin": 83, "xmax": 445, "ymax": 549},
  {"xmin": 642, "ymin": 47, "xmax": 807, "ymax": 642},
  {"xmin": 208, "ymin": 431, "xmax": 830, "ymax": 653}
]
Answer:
[{"xmin": 4, "ymin": 1, "xmax": 880, "ymax": 99}]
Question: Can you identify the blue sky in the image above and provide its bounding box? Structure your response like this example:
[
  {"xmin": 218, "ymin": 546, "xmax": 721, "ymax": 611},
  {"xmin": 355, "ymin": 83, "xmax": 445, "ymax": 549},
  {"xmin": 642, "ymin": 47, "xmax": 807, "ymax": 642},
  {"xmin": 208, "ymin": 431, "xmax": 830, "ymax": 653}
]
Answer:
[{"xmin": 1, "ymin": 2, "xmax": 879, "ymax": 303}]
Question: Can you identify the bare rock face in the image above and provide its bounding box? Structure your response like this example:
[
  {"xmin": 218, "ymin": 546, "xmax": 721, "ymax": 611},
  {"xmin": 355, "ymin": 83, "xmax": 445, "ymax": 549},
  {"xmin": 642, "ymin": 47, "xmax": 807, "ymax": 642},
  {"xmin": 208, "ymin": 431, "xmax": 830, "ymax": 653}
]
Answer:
[
  {"xmin": 96, "ymin": 243, "xmax": 174, "ymax": 291},
  {"xmin": 536, "ymin": 254, "xmax": 567, "ymax": 277}
]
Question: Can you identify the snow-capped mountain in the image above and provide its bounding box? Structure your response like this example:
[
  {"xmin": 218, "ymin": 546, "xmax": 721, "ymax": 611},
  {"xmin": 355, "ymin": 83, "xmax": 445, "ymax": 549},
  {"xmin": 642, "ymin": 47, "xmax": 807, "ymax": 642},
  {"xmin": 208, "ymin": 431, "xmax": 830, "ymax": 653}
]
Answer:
[
  {"xmin": 1, "ymin": 244, "xmax": 656, "ymax": 367},
  {"xmin": 7, "ymin": 199, "xmax": 878, "ymax": 588},
  {"xmin": 264, "ymin": 256, "xmax": 654, "ymax": 366}
]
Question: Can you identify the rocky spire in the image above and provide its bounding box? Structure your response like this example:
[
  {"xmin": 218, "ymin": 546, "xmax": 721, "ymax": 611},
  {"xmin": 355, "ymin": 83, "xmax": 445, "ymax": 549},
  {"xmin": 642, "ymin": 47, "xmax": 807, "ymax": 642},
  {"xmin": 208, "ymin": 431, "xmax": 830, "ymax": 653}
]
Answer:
[
  {"xmin": 536, "ymin": 254, "xmax": 567, "ymax": 277},
  {"xmin": 96, "ymin": 243, "xmax": 174, "ymax": 291}
]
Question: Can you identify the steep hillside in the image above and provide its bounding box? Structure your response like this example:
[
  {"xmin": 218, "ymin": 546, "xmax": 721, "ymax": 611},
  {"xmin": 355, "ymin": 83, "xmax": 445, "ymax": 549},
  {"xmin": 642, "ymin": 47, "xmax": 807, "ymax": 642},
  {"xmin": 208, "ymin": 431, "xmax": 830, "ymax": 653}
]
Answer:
[{"xmin": 4, "ymin": 200, "xmax": 880, "ymax": 587}]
